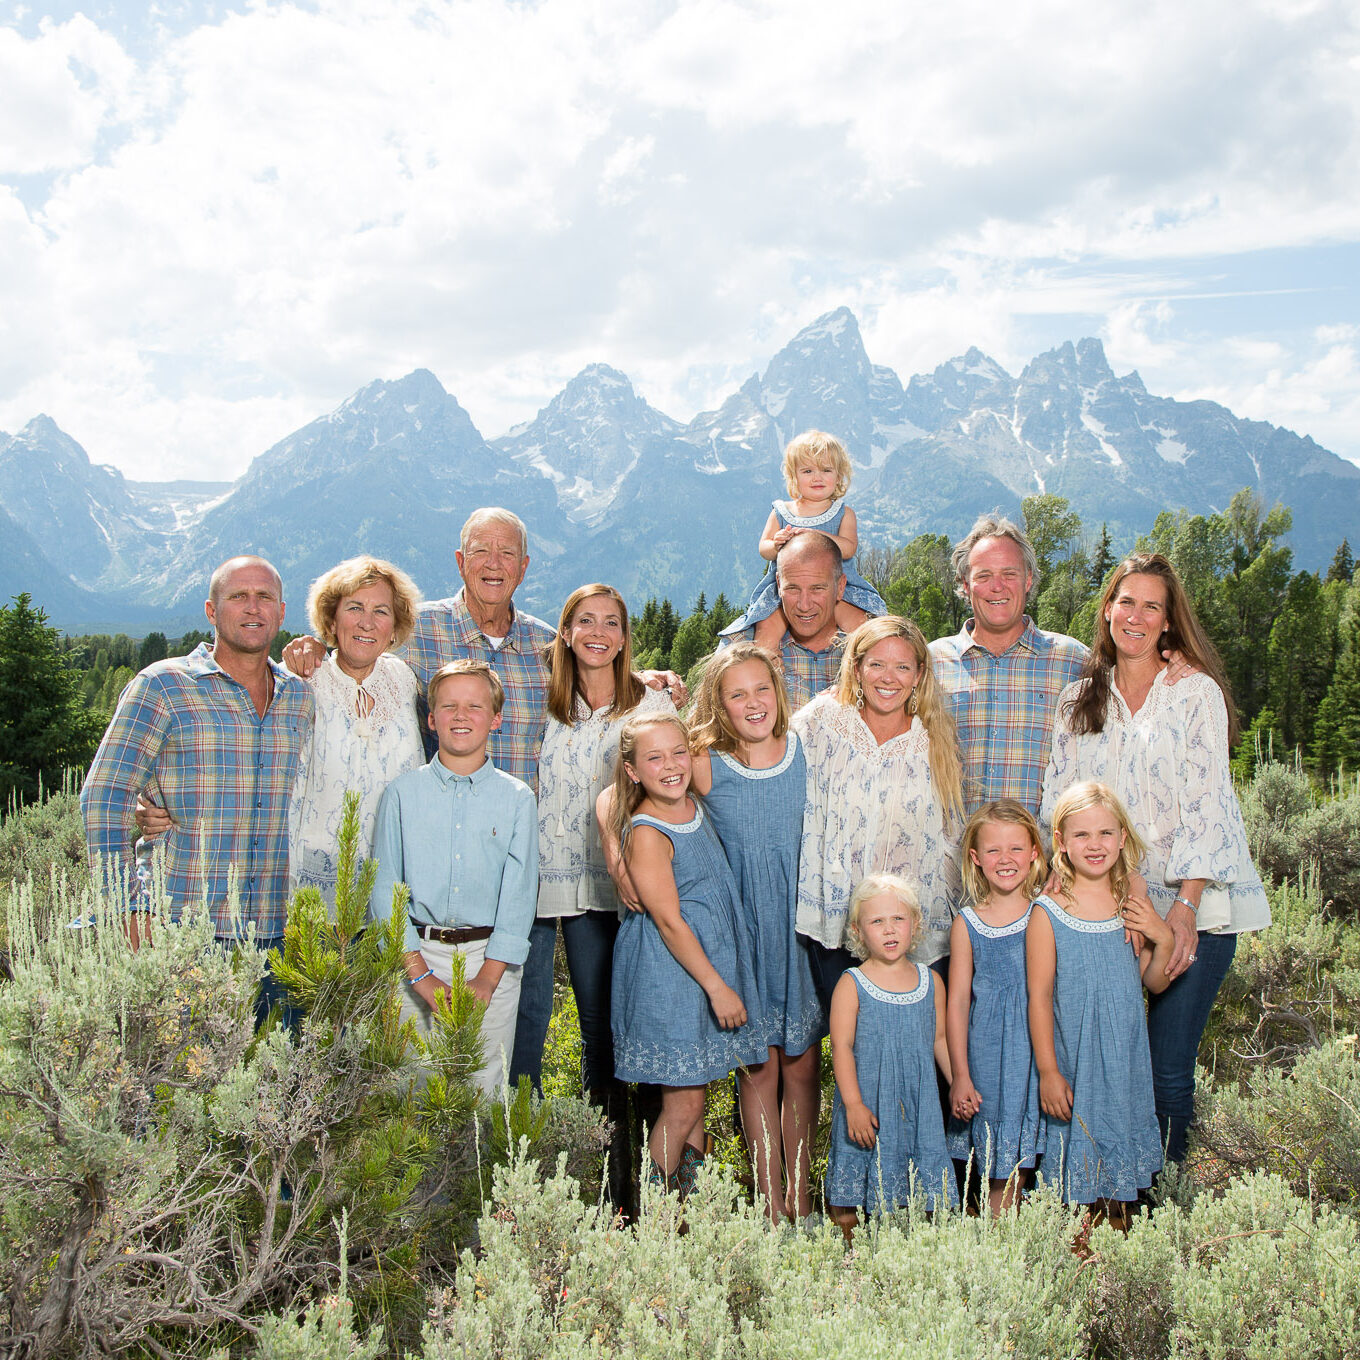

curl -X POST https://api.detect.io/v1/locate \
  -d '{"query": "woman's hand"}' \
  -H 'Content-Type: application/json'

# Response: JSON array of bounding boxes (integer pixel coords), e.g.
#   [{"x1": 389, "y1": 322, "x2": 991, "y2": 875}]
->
[
  {"x1": 1038, "y1": 1069, "x2": 1073, "y2": 1121},
  {"x1": 282, "y1": 635, "x2": 327, "y2": 678},
  {"x1": 134, "y1": 792, "x2": 176, "y2": 837},
  {"x1": 706, "y1": 981, "x2": 747, "y2": 1030},
  {"x1": 844, "y1": 1099, "x2": 879, "y2": 1149},
  {"x1": 950, "y1": 1077, "x2": 982, "y2": 1121},
  {"x1": 1163, "y1": 897, "x2": 1199, "y2": 981}
]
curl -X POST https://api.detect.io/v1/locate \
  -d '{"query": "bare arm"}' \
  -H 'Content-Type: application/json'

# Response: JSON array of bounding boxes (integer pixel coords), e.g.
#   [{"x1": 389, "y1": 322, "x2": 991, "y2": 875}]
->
[
  {"x1": 627, "y1": 826, "x2": 746, "y2": 1028},
  {"x1": 758, "y1": 508, "x2": 785, "y2": 561},
  {"x1": 829, "y1": 973, "x2": 877, "y2": 1148},
  {"x1": 946, "y1": 918, "x2": 980, "y2": 1118},
  {"x1": 595, "y1": 786, "x2": 641, "y2": 911},
  {"x1": 823, "y1": 505, "x2": 858, "y2": 561},
  {"x1": 932, "y1": 972, "x2": 952, "y2": 1084},
  {"x1": 1026, "y1": 908, "x2": 1072, "y2": 1121},
  {"x1": 1123, "y1": 895, "x2": 1176, "y2": 994},
  {"x1": 1162, "y1": 881, "x2": 1203, "y2": 981}
]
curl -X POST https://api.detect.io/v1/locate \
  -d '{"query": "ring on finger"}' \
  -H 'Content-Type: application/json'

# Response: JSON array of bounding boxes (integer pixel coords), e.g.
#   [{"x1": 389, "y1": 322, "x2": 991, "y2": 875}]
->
[{"x1": 1188, "y1": 953, "x2": 1197, "y2": 963}]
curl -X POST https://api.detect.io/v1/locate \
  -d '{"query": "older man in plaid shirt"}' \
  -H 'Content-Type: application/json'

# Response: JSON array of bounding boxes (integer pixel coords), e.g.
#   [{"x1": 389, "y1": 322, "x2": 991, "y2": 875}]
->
[{"x1": 81, "y1": 556, "x2": 314, "y2": 966}]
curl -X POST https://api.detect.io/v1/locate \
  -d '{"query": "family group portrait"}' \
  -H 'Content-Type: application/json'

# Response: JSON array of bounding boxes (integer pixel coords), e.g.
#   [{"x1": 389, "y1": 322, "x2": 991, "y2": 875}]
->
[{"x1": 3, "y1": 1, "x2": 1360, "y2": 1357}]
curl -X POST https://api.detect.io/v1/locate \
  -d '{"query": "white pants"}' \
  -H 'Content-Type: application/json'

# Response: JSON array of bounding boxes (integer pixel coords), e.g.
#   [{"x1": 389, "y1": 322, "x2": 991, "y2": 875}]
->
[{"x1": 399, "y1": 938, "x2": 521, "y2": 1096}]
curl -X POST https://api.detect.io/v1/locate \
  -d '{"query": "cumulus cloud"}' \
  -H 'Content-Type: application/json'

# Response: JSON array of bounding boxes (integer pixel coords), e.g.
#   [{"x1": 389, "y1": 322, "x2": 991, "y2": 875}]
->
[{"x1": 0, "y1": 0, "x2": 1357, "y2": 475}]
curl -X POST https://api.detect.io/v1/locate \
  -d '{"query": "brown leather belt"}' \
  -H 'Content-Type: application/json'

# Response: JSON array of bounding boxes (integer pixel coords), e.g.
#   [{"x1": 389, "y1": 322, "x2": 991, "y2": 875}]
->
[{"x1": 411, "y1": 920, "x2": 493, "y2": 945}]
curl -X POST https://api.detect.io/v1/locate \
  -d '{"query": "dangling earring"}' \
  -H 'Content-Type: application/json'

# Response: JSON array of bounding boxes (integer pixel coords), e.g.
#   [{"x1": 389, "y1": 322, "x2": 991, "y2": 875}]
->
[
  {"x1": 853, "y1": 683, "x2": 864, "y2": 710},
  {"x1": 908, "y1": 687, "x2": 918, "y2": 715}
]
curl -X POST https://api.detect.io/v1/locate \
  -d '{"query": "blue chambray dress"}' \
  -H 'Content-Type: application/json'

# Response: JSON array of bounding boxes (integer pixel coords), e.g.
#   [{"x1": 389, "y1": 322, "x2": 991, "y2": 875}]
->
[
  {"x1": 826, "y1": 966, "x2": 958, "y2": 1213},
  {"x1": 611, "y1": 805, "x2": 767, "y2": 1085},
  {"x1": 1034, "y1": 895, "x2": 1162, "y2": 1202},
  {"x1": 945, "y1": 906, "x2": 1043, "y2": 1178},
  {"x1": 703, "y1": 735, "x2": 825, "y2": 1058},
  {"x1": 745, "y1": 499, "x2": 887, "y2": 624}
]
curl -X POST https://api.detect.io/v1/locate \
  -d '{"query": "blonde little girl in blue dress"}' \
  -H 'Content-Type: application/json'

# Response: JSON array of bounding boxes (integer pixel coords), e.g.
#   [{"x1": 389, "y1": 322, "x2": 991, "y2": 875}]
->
[{"x1": 749, "y1": 430, "x2": 886, "y2": 652}]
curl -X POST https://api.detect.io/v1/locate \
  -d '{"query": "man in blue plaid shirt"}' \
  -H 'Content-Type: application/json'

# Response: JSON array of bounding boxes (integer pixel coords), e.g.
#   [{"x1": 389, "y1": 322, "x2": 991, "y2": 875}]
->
[{"x1": 81, "y1": 556, "x2": 314, "y2": 959}]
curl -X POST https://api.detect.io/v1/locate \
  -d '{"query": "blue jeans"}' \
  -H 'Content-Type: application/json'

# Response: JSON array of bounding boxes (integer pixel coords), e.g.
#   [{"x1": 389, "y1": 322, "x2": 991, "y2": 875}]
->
[
  {"x1": 252, "y1": 935, "x2": 303, "y2": 1033},
  {"x1": 1145, "y1": 930, "x2": 1237, "y2": 1163},
  {"x1": 803, "y1": 936, "x2": 859, "y2": 1019},
  {"x1": 508, "y1": 912, "x2": 620, "y2": 1096}
]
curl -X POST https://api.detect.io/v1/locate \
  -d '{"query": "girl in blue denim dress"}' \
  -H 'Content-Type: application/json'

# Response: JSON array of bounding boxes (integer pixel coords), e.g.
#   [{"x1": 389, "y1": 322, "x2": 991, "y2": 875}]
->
[{"x1": 606, "y1": 713, "x2": 765, "y2": 1195}]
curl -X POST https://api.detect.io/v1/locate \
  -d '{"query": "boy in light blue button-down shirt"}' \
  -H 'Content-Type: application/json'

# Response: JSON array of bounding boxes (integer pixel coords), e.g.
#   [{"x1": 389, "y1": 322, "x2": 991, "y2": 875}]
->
[{"x1": 369, "y1": 660, "x2": 537, "y2": 1094}]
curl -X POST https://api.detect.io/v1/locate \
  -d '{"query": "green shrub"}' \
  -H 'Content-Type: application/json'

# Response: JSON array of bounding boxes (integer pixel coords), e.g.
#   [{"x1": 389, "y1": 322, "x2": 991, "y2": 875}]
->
[{"x1": 0, "y1": 786, "x2": 89, "y2": 946}]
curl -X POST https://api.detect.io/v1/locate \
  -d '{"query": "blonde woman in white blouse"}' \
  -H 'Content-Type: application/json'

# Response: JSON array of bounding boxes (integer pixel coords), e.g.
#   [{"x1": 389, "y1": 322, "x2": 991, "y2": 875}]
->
[
  {"x1": 510, "y1": 585, "x2": 673, "y2": 1195},
  {"x1": 286, "y1": 557, "x2": 426, "y2": 907},
  {"x1": 793, "y1": 616, "x2": 965, "y2": 1012},
  {"x1": 1040, "y1": 552, "x2": 1269, "y2": 1162}
]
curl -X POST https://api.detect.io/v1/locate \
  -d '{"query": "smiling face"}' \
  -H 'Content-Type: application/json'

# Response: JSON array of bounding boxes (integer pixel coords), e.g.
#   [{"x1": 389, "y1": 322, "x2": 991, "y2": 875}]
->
[
  {"x1": 623, "y1": 722, "x2": 692, "y2": 804},
  {"x1": 1055, "y1": 803, "x2": 1126, "y2": 884},
  {"x1": 205, "y1": 560, "x2": 284, "y2": 659},
  {"x1": 854, "y1": 892, "x2": 915, "y2": 964},
  {"x1": 718, "y1": 657, "x2": 780, "y2": 746},
  {"x1": 776, "y1": 547, "x2": 845, "y2": 644},
  {"x1": 332, "y1": 579, "x2": 396, "y2": 679},
  {"x1": 965, "y1": 536, "x2": 1032, "y2": 647},
  {"x1": 969, "y1": 819, "x2": 1040, "y2": 899},
  {"x1": 855, "y1": 636, "x2": 922, "y2": 720},
  {"x1": 1105, "y1": 571, "x2": 1169, "y2": 665},
  {"x1": 428, "y1": 672, "x2": 503, "y2": 766},
  {"x1": 455, "y1": 520, "x2": 529, "y2": 619},
  {"x1": 794, "y1": 458, "x2": 836, "y2": 504},
  {"x1": 567, "y1": 593, "x2": 625, "y2": 674}
]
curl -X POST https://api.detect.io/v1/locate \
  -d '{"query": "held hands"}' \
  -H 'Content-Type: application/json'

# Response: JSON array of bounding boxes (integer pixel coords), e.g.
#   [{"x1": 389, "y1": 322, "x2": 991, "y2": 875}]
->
[
  {"x1": 706, "y1": 981, "x2": 748, "y2": 1030},
  {"x1": 1039, "y1": 1068, "x2": 1074, "y2": 1122},
  {"x1": 1162, "y1": 898, "x2": 1199, "y2": 981},
  {"x1": 844, "y1": 1099, "x2": 879, "y2": 1149},
  {"x1": 950, "y1": 1077, "x2": 983, "y2": 1122}
]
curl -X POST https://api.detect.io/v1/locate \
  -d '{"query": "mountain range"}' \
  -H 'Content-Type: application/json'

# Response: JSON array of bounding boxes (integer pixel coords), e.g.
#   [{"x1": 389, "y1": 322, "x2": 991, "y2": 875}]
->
[{"x1": 2, "y1": 307, "x2": 1355, "y2": 633}]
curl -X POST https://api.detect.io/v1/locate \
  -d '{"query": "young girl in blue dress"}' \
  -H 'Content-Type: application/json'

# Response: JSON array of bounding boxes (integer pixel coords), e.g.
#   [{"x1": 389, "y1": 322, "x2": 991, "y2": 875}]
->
[
  {"x1": 1027, "y1": 781, "x2": 1175, "y2": 1217},
  {"x1": 749, "y1": 430, "x2": 886, "y2": 652},
  {"x1": 606, "y1": 712, "x2": 765, "y2": 1194},
  {"x1": 826, "y1": 873, "x2": 958, "y2": 1229},
  {"x1": 946, "y1": 799, "x2": 1047, "y2": 1216},
  {"x1": 687, "y1": 642, "x2": 825, "y2": 1225}
]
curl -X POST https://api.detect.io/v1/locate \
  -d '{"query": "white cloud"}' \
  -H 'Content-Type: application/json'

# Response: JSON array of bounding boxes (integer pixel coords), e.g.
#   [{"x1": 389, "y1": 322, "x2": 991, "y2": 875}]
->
[{"x1": 0, "y1": 0, "x2": 1358, "y2": 475}]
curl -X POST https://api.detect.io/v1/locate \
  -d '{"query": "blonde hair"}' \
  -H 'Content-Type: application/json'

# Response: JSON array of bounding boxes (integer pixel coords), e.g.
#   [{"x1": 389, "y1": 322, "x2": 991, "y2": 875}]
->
[
  {"x1": 427, "y1": 660, "x2": 505, "y2": 715},
  {"x1": 306, "y1": 555, "x2": 421, "y2": 649},
  {"x1": 606, "y1": 713, "x2": 692, "y2": 855},
  {"x1": 781, "y1": 430, "x2": 852, "y2": 500},
  {"x1": 687, "y1": 643, "x2": 790, "y2": 754},
  {"x1": 961, "y1": 799, "x2": 1047, "y2": 905},
  {"x1": 846, "y1": 873, "x2": 922, "y2": 960},
  {"x1": 546, "y1": 583, "x2": 644, "y2": 724},
  {"x1": 1049, "y1": 781, "x2": 1144, "y2": 907},
  {"x1": 834, "y1": 616, "x2": 965, "y2": 823}
]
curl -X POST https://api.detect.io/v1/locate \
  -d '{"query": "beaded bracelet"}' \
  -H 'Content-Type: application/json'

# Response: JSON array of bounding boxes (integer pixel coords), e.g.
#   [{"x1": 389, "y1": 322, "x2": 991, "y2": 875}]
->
[
  {"x1": 410, "y1": 968, "x2": 434, "y2": 985},
  {"x1": 1174, "y1": 895, "x2": 1198, "y2": 915}
]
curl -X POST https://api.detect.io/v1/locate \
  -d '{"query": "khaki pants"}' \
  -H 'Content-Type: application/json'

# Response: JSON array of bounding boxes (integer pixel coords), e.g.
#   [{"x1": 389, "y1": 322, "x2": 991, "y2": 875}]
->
[{"x1": 399, "y1": 937, "x2": 521, "y2": 1096}]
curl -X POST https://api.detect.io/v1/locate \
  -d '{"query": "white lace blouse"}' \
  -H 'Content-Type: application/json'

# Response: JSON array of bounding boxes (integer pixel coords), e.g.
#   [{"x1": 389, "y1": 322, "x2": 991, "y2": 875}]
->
[
  {"x1": 536, "y1": 685, "x2": 676, "y2": 919},
  {"x1": 792, "y1": 693, "x2": 961, "y2": 964},
  {"x1": 287, "y1": 653, "x2": 426, "y2": 907},
  {"x1": 1040, "y1": 670, "x2": 1270, "y2": 934}
]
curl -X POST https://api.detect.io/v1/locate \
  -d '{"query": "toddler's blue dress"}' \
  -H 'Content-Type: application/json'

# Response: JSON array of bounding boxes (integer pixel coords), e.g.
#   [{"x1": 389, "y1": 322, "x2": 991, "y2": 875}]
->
[
  {"x1": 702, "y1": 735, "x2": 825, "y2": 1057},
  {"x1": 945, "y1": 906, "x2": 1043, "y2": 1178},
  {"x1": 611, "y1": 805, "x2": 766, "y2": 1085},
  {"x1": 1034, "y1": 895, "x2": 1162, "y2": 1202},
  {"x1": 745, "y1": 499, "x2": 887, "y2": 623},
  {"x1": 826, "y1": 966, "x2": 958, "y2": 1212}
]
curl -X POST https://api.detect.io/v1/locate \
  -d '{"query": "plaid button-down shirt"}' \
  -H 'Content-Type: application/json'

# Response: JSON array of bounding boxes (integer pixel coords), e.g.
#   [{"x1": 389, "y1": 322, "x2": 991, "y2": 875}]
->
[
  {"x1": 930, "y1": 618, "x2": 1088, "y2": 816},
  {"x1": 401, "y1": 592, "x2": 555, "y2": 793},
  {"x1": 80, "y1": 644, "x2": 314, "y2": 939},
  {"x1": 722, "y1": 625, "x2": 846, "y2": 711}
]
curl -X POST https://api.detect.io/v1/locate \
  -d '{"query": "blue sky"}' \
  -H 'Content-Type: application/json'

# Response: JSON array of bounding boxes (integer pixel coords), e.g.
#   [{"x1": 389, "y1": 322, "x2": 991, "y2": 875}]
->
[{"x1": 2, "y1": 0, "x2": 1358, "y2": 482}]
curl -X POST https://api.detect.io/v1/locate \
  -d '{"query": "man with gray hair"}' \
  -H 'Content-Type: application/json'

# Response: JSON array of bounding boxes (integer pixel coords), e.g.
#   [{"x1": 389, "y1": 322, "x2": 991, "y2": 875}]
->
[
  {"x1": 719, "y1": 531, "x2": 848, "y2": 708},
  {"x1": 928, "y1": 513, "x2": 1088, "y2": 816}
]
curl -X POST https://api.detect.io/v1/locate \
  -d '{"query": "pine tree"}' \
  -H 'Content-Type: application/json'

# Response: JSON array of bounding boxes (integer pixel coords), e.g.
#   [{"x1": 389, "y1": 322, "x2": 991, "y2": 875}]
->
[
  {"x1": 1089, "y1": 523, "x2": 1116, "y2": 589},
  {"x1": 1267, "y1": 572, "x2": 1331, "y2": 751},
  {"x1": 0, "y1": 593, "x2": 105, "y2": 804},
  {"x1": 1327, "y1": 538, "x2": 1355, "y2": 584},
  {"x1": 136, "y1": 631, "x2": 169, "y2": 669},
  {"x1": 1312, "y1": 609, "x2": 1360, "y2": 776}
]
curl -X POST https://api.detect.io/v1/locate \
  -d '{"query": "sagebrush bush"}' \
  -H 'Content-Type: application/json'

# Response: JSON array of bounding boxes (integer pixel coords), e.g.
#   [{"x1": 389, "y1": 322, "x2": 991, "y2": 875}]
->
[{"x1": 0, "y1": 786, "x2": 89, "y2": 947}]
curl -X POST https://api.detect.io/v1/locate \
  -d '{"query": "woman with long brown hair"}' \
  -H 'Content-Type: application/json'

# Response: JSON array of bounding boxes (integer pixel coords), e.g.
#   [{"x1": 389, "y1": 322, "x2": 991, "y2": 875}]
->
[{"x1": 1040, "y1": 553, "x2": 1270, "y2": 1163}]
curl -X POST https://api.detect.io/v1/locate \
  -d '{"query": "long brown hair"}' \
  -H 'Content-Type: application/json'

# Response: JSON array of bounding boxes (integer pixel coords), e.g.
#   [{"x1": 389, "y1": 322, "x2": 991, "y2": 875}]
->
[
  {"x1": 687, "y1": 643, "x2": 790, "y2": 754},
  {"x1": 1049, "y1": 781, "x2": 1145, "y2": 908},
  {"x1": 546, "y1": 584, "x2": 645, "y2": 724},
  {"x1": 606, "y1": 713, "x2": 691, "y2": 854},
  {"x1": 833, "y1": 615, "x2": 965, "y2": 823},
  {"x1": 1064, "y1": 553, "x2": 1238, "y2": 743}
]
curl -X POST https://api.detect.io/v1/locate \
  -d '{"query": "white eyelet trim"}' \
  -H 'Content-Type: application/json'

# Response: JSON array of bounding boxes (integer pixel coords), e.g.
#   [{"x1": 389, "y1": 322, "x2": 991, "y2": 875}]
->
[
  {"x1": 1039, "y1": 895, "x2": 1123, "y2": 933},
  {"x1": 851, "y1": 966, "x2": 929, "y2": 1004},
  {"x1": 715, "y1": 732, "x2": 799, "y2": 780},
  {"x1": 962, "y1": 905, "x2": 1032, "y2": 938},
  {"x1": 632, "y1": 804, "x2": 704, "y2": 835},
  {"x1": 775, "y1": 497, "x2": 844, "y2": 528}
]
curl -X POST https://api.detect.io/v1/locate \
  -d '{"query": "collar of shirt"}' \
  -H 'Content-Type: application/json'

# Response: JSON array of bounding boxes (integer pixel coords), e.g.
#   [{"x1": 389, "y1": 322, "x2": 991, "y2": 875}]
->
[
  {"x1": 426, "y1": 751, "x2": 499, "y2": 788},
  {"x1": 784, "y1": 628, "x2": 848, "y2": 659},
  {"x1": 955, "y1": 616, "x2": 1040, "y2": 659},
  {"x1": 448, "y1": 590, "x2": 531, "y2": 653},
  {"x1": 185, "y1": 641, "x2": 306, "y2": 695}
]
